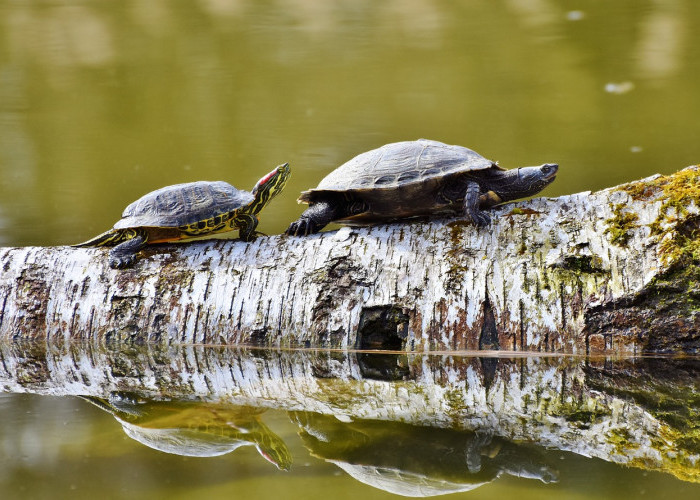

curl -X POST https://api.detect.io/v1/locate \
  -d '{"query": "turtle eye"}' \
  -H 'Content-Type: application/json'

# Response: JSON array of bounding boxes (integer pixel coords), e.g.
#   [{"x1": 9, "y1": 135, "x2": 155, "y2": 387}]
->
[{"x1": 541, "y1": 164, "x2": 558, "y2": 176}]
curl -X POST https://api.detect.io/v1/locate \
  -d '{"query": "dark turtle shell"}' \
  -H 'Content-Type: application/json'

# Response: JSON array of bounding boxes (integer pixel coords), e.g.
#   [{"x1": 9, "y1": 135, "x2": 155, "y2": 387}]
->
[
  {"x1": 113, "y1": 181, "x2": 254, "y2": 230},
  {"x1": 299, "y1": 139, "x2": 501, "y2": 202}
]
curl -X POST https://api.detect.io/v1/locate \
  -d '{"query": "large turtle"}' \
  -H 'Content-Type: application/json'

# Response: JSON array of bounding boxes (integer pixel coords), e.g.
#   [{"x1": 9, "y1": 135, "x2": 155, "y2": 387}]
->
[
  {"x1": 285, "y1": 139, "x2": 557, "y2": 236},
  {"x1": 76, "y1": 163, "x2": 290, "y2": 268}
]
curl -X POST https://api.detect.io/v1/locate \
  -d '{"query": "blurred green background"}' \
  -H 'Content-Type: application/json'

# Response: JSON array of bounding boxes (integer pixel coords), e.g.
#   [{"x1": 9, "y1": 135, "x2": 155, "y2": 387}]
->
[{"x1": 1, "y1": 0, "x2": 698, "y2": 246}]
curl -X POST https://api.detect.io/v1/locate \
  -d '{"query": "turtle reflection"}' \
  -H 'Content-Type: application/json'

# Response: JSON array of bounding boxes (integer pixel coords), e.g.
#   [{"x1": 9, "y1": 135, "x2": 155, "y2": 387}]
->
[
  {"x1": 291, "y1": 412, "x2": 557, "y2": 496},
  {"x1": 80, "y1": 393, "x2": 292, "y2": 470}
]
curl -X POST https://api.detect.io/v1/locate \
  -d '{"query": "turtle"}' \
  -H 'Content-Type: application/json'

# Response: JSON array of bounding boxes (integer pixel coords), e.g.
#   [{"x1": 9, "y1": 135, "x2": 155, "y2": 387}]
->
[
  {"x1": 285, "y1": 139, "x2": 557, "y2": 236},
  {"x1": 75, "y1": 163, "x2": 290, "y2": 268}
]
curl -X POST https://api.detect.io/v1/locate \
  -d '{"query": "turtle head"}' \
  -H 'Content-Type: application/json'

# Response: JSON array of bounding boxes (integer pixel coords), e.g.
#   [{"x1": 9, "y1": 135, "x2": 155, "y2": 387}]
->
[
  {"x1": 495, "y1": 163, "x2": 558, "y2": 201},
  {"x1": 250, "y1": 163, "x2": 291, "y2": 214}
]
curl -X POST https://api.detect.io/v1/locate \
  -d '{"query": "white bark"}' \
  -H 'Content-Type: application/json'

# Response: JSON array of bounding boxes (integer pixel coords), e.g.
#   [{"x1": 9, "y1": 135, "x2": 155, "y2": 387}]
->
[{"x1": 1, "y1": 167, "x2": 698, "y2": 353}]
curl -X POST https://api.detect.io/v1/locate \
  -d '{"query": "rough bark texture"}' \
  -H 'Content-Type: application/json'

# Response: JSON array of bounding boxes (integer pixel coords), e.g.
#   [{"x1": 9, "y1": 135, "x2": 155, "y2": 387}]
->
[
  {"x1": 0, "y1": 167, "x2": 699, "y2": 353},
  {"x1": 0, "y1": 342, "x2": 697, "y2": 483}
]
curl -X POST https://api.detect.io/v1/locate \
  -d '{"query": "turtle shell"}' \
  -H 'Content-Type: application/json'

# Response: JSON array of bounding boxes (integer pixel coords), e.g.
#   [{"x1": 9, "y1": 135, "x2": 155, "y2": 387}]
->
[
  {"x1": 113, "y1": 181, "x2": 253, "y2": 229},
  {"x1": 299, "y1": 139, "x2": 501, "y2": 202}
]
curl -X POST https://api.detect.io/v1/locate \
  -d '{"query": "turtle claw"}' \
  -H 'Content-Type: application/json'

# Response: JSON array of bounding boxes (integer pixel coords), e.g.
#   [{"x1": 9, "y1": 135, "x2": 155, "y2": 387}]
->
[
  {"x1": 465, "y1": 210, "x2": 491, "y2": 228},
  {"x1": 109, "y1": 253, "x2": 137, "y2": 269},
  {"x1": 473, "y1": 212, "x2": 491, "y2": 227},
  {"x1": 285, "y1": 222, "x2": 300, "y2": 236},
  {"x1": 286, "y1": 219, "x2": 314, "y2": 237},
  {"x1": 241, "y1": 230, "x2": 266, "y2": 242}
]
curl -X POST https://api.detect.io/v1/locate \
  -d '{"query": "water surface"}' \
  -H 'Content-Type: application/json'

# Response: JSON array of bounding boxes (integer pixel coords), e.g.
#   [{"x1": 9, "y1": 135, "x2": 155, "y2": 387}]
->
[{"x1": 1, "y1": 1, "x2": 699, "y2": 246}]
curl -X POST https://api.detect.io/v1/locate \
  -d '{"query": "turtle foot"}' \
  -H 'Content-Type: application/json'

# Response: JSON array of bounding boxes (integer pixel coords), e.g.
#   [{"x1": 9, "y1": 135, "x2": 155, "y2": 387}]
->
[
  {"x1": 467, "y1": 211, "x2": 491, "y2": 228},
  {"x1": 285, "y1": 219, "x2": 317, "y2": 237},
  {"x1": 108, "y1": 235, "x2": 146, "y2": 269},
  {"x1": 240, "y1": 231, "x2": 265, "y2": 242},
  {"x1": 109, "y1": 253, "x2": 137, "y2": 269}
]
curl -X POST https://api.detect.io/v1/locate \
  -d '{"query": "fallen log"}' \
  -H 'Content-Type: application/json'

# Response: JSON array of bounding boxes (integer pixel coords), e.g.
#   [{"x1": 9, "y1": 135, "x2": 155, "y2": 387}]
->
[{"x1": 0, "y1": 166, "x2": 699, "y2": 354}]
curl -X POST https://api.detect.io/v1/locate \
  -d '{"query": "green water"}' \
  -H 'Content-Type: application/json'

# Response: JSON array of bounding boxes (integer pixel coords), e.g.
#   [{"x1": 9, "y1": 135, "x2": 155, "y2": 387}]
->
[
  {"x1": 0, "y1": 392, "x2": 693, "y2": 500},
  {"x1": 1, "y1": 1, "x2": 699, "y2": 498},
  {"x1": 1, "y1": 1, "x2": 699, "y2": 246}
]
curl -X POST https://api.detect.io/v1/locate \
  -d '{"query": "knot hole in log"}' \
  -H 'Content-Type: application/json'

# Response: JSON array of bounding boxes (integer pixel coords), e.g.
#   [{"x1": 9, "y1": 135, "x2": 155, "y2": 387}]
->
[
  {"x1": 356, "y1": 305, "x2": 409, "y2": 350},
  {"x1": 355, "y1": 305, "x2": 411, "y2": 381},
  {"x1": 479, "y1": 292, "x2": 500, "y2": 350}
]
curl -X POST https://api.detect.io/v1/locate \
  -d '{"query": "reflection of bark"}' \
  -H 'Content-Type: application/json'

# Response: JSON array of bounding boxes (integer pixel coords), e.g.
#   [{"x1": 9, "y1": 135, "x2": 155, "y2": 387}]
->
[
  {"x1": 1, "y1": 168, "x2": 700, "y2": 353},
  {"x1": 0, "y1": 342, "x2": 697, "y2": 482}
]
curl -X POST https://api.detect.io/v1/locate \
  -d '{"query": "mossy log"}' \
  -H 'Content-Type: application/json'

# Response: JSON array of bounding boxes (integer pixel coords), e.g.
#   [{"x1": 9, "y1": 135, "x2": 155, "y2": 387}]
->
[{"x1": 1, "y1": 167, "x2": 699, "y2": 354}]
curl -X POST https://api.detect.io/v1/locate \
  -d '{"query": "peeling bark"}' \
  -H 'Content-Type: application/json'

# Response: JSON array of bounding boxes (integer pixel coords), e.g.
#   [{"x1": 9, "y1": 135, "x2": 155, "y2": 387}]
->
[{"x1": 1, "y1": 167, "x2": 699, "y2": 353}]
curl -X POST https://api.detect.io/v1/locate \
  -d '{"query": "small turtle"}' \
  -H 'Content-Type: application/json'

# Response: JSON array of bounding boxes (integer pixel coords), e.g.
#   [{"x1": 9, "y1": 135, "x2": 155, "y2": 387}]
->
[
  {"x1": 76, "y1": 163, "x2": 290, "y2": 268},
  {"x1": 286, "y1": 140, "x2": 557, "y2": 236}
]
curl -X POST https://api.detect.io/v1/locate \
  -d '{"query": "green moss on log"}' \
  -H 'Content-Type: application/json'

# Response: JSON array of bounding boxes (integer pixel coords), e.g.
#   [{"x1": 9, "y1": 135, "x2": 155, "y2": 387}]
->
[
  {"x1": 604, "y1": 203, "x2": 639, "y2": 246},
  {"x1": 621, "y1": 166, "x2": 700, "y2": 265}
]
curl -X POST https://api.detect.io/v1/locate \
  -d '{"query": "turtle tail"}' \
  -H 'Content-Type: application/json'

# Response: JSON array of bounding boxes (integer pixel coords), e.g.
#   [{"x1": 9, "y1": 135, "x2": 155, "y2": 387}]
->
[{"x1": 73, "y1": 229, "x2": 127, "y2": 248}]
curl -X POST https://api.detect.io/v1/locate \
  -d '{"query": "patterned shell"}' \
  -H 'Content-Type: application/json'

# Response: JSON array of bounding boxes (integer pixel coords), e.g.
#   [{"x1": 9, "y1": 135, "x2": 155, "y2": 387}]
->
[
  {"x1": 299, "y1": 139, "x2": 500, "y2": 201},
  {"x1": 113, "y1": 181, "x2": 254, "y2": 229}
]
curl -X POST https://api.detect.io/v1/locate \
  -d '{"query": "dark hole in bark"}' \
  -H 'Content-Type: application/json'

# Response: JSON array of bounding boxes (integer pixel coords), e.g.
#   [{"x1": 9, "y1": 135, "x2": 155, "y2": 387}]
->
[
  {"x1": 356, "y1": 305, "x2": 409, "y2": 350},
  {"x1": 479, "y1": 294, "x2": 500, "y2": 350},
  {"x1": 355, "y1": 306, "x2": 410, "y2": 381},
  {"x1": 249, "y1": 328, "x2": 268, "y2": 345},
  {"x1": 562, "y1": 255, "x2": 601, "y2": 273}
]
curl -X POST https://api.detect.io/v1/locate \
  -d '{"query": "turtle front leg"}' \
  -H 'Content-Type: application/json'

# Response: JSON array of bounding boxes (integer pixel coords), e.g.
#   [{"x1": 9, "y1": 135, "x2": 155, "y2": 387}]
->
[
  {"x1": 286, "y1": 201, "x2": 339, "y2": 236},
  {"x1": 109, "y1": 233, "x2": 148, "y2": 269},
  {"x1": 237, "y1": 214, "x2": 260, "y2": 242},
  {"x1": 463, "y1": 181, "x2": 491, "y2": 227}
]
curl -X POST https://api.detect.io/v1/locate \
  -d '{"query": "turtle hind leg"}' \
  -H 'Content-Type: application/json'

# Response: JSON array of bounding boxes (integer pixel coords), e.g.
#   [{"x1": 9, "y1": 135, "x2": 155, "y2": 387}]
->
[
  {"x1": 285, "y1": 200, "x2": 340, "y2": 236},
  {"x1": 463, "y1": 181, "x2": 491, "y2": 227},
  {"x1": 109, "y1": 233, "x2": 148, "y2": 269}
]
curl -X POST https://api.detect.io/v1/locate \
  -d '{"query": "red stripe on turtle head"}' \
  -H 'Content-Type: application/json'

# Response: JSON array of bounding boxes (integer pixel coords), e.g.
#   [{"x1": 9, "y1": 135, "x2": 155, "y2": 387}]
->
[
  {"x1": 252, "y1": 163, "x2": 290, "y2": 197},
  {"x1": 258, "y1": 170, "x2": 277, "y2": 186},
  {"x1": 257, "y1": 163, "x2": 290, "y2": 186}
]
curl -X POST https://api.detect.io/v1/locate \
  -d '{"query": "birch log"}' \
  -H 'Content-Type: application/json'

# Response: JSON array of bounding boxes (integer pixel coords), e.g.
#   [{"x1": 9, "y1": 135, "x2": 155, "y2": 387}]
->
[{"x1": 1, "y1": 166, "x2": 699, "y2": 354}]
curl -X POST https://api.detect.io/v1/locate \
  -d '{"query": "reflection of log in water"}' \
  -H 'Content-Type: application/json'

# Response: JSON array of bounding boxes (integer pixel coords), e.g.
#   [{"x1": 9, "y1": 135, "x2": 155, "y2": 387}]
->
[
  {"x1": 0, "y1": 342, "x2": 697, "y2": 483},
  {"x1": 1, "y1": 168, "x2": 700, "y2": 353}
]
